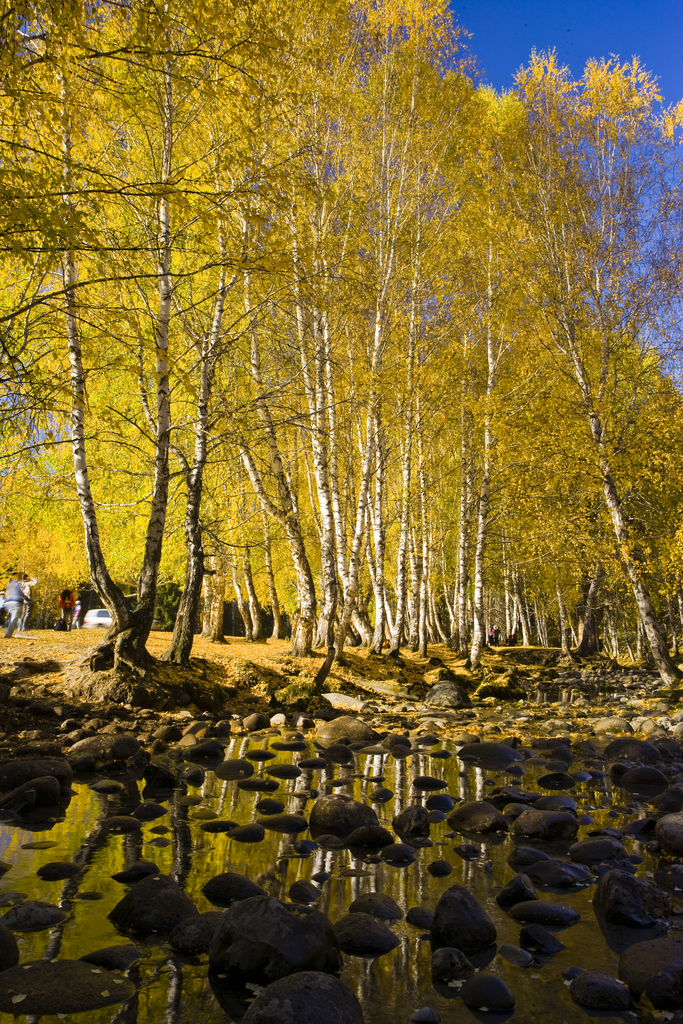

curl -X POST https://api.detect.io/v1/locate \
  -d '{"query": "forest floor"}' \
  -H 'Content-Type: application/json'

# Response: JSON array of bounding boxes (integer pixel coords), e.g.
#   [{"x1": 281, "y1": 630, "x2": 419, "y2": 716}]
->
[{"x1": 0, "y1": 628, "x2": 677, "y2": 743}]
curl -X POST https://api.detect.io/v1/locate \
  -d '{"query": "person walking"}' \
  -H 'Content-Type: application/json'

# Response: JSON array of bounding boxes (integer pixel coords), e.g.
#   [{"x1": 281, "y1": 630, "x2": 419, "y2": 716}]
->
[
  {"x1": 18, "y1": 574, "x2": 38, "y2": 631},
  {"x1": 59, "y1": 588, "x2": 76, "y2": 631},
  {"x1": 3, "y1": 577, "x2": 26, "y2": 638},
  {"x1": 493, "y1": 624, "x2": 501, "y2": 647}
]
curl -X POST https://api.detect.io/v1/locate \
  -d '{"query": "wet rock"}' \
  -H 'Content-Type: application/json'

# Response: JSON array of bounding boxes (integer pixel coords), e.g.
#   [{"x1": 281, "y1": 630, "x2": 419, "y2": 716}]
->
[
  {"x1": 0, "y1": 775, "x2": 61, "y2": 811},
  {"x1": 619, "y1": 935, "x2": 683, "y2": 1008},
  {"x1": 258, "y1": 813, "x2": 307, "y2": 834},
  {"x1": 79, "y1": 945, "x2": 142, "y2": 971},
  {"x1": 407, "y1": 906, "x2": 434, "y2": 929},
  {"x1": 426, "y1": 794, "x2": 454, "y2": 812},
  {"x1": 215, "y1": 758, "x2": 255, "y2": 781},
  {"x1": 36, "y1": 861, "x2": 81, "y2": 881},
  {"x1": 209, "y1": 895, "x2": 342, "y2": 981},
  {"x1": 447, "y1": 800, "x2": 508, "y2": 834},
  {"x1": 655, "y1": 862, "x2": 683, "y2": 893},
  {"x1": 537, "y1": 772, "x2": 575, "y2": 790},
  {"x1": 244, "y1": 714, "x2": 270, "y2": 731},
  {"x1": 594, "y1": 717, "x2": 632, "y2": 734},
  {"x1": 459, "y1": 974, "x2": 515, "y2": 1011},
  {"x1": 457, "y1": 742, "x2": 522, "y2": 770},
  {"x1": 655, "y1": 785, "x2": 683, "y2": 814},
  {"x1": 619, "y1": 766, "x2": 667, "y2": 789},
  {"x1": 347, "y1": 825, "x2": 394, "y2": 848},
  {"x1": 0, "y1": 960, "x2": 136, "y2": 1015},
  {"x1": 508, "y1": 900, "x2": 580, "y2": 925},
  {"x1": 424, "y1": 682, "x2": 471, "y2": 710},
  {"x1": 111, "y1": 861, "x2": 159, "y2": 884},
  {"x1": 241, "y1": 971, "x2": 364, "y2": 1024},
  {"x1": 310, "y1": 794, "x2": 378, "y2": 837},
  {"x1": 510, "y1": 809, "x2": 578, "y2": 840},
  {"x1": 101, "y1": 815, "x2": 143, "y2": 834},
  {"x1": 382, "y1": 843, "x2": 418, "y2": 866},
  {"x1": 393, "y1": 804, "x2": 430, "y2": 838},
  {"x1": 534, "y1": 795, "x2": 577, "y2": 812},
  {"x1": 413, "y1": 776, "x2": 448, "y2": 791},
  {"x1": 569, "y1": 836, "x2": 632, "y2": 868},
  {"x1": 411, "y1": 1009, "x2": 440, "y2": 1024},
  {"x1": 431, "y1": 946, "x2": 473, "y2": 981},
  {"x1": 143, "y1": 762, "x2": 178, "y2": 789},
  {"x1": 496, "y1": 873, "x2": 537, "y2": 907},
  {"x1": 170, "y1": 911, "x2": 224, "y2": 957},
  {"x1": 0, "y1": 921, "x2": 19, "y2": 971},
  {"x1": 657, "y1": 813, "x2": 683, "y2": 855},
  {"x1": 431, "y1": 884, "x2": 496, "y2": 952},
  {"x1": 1, "y1": 899, "x2": 68, "y2": 931},
  {"x1": 525, "y1": 860, "x2": 592, "y2": 887},
  {"x1": 498, "y1": 943, "x2": 534, "y2": 967},
  {"x1": 314, "y1": 717, "x2": 378, "y2": 748},
  {"x1": 604, "y1": 736, "x2": 659, "y2": 764},
  {"x1": 229, "y1": 823, "x2": 266, "y2": 843},
  {"x1": 570, "y1": 970, "x2": 631, "y2": 1010},
  {"x1": 453, "y1": 844, "x2": 481, "y2": 861},
  {"x1": 0, "y1": 757, "x2": 72, "y2": 790},
  {"x1": 349, "y1": 892, "x2": 402, "y2": 920},
  {"x1": 428, "y1": 860, "x2": 453, "y2": 877},
  {"x1": 109, "y1": 873, "x2": 198, "y2": 935},
  {"x1": 202, "y1": 872, "x2": 266, "y2": 908},
  {"x1": 334, "y1": 912, "x2": 399, "y2": 956},
  {"x1": 69, "y1": 733, "x2": 139, "y2": 759},
  {"x1": 519, "y1": 923, "x2": 566, "y2": 953},
  {"x1": 289, "y1": 880, "x2": 322, "y2": 904},
  {"x1": 132, "y1": 801, "x2": 167, "y2": 821},
  {"x1": 593, "y1": 868, "x2": 672, "y2": 926},
  {"x1": 507, "y1": 847, "x2": 550, "y2": 869}
]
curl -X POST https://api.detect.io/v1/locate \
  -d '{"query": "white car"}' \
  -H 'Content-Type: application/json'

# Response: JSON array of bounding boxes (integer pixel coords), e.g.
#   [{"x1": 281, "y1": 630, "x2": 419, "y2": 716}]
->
[{"x1": 82, "y1": 609, "x2": 162, "y2": 630}]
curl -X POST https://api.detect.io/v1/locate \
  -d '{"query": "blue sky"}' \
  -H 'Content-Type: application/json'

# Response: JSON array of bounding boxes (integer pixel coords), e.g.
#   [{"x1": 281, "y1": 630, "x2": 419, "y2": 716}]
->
[{"x1": 451, "y1": 0, "x2": 683, "y2": 105}]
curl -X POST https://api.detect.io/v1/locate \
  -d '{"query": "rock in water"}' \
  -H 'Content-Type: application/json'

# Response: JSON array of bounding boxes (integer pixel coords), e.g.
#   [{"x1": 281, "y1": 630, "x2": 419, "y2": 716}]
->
[
  {"x1": 393, "y1": 804, "x2": 430, "y2": 837},
  {"x1": 458, "y1": 974, "x2": 515, "y2": 1011},
  {"x1": 570, "y1": 970, "x2": 631, "y2": 1010},
  {"x1": 457, "y1": 743, "x2": 522, "y2": 770},
  {"x1": 0, "y1": 921, "x2": 19, "y2": 971},
  {"x1": 431, "y1": 947, "x2": 473, "y2": 981},
  {"x1": 508, "y1": 901, "x2": 579, "y2": 926},
  {"x1": 1, "y1": 900, "x2": 68, "y2": 931},
  {"x1": 209, "y1": 895, "x2": 342, "y2": 982},
  {"x1": 79, "y1": 946, "x2": 142, "y2": 972},
  {"x1": 310, "y1": 794, "x2": 378, "y2": 836},
  {"x1": 431, "y1": 884, "x2": 496, "y2": 952},
  {"x1": 510, "y1": 809, "x2": 578, "y2": 840},
  {"x1": 109, "y1": 874, "x2": 198, "y2": 936},
  {"x1": 424, "y1": 681, "x2": 471, "y2": 710},
  {"x1": 593, "y1": 868, "x2": 672, "y2": 926},
  {"x1": 170, "y1": 912, "x2": 224, "y2": 957},
  {"x1": 448, "y1": 800, "x2": 509, "y2": 834},
  {"x1": 656, "y1": 813, "x2": 683, "y2": 855},
  {"x1": 348, "y1": 892, "x2": 402, "y2": 921},
  {"x1": 0, "y1": 960, "x2": 135, "y2": 1015},
  {"x1": 619, "y1": 936, "x2": 683, "y2": 1008},
  {"x1": 334, "y1": 913, "x2": 399, "y2": 956},
  {"x1": 314, "y1": 717, "x2": 378, "y2": 748},
  {"x1": 241, "y1": 971, "x2": 364, "y2": 1024},
  {"x1": 496, "y1": 874, "x2": 537, "y2": 908}
]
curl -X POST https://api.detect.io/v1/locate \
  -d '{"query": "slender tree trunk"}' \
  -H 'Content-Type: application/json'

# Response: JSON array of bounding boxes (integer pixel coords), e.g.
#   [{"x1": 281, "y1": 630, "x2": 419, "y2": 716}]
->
[
  {"x1": 457, "y1": 400, "x2": 475, "y2": 654},
  {"x1": 575, "y1": 563, "x2": 603, "y2": 656},
  {"x1": 556, "y1": 584, "x2": 572, "y2": 657},
  {"x1": 417, "y1": 405, "x2": 429, "y2": 658},
  {"x1": 667, "y1": 593, "x2": 679, "y2": 657},
  {"x1": 262, "y1": 513, "x2": 282, "y2": 640},
  {"x1": 201, "y1": 571, "x2": 213, "y2": 638},
  {"x1": 370, "y1": 420, "x2": 387, "y2": 653},
  {"x1": 232, "y1": 566, "x2": 252, "y2": 639},
  {"x1": 513, "y1": 571, "x2": 530, "y2": 645},
  {"x1": 208, "y1": 556, "x2": 226, "y2": 643},
  {"x1": 408, "y1": 529, "x2": 421, "y2": 652},
  {"x1": 243, "y1": 548, "x2": 264, "y2": 641}
]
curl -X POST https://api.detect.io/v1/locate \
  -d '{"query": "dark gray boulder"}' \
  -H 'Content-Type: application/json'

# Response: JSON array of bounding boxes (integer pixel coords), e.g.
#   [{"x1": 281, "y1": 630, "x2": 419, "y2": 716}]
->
[
  {"x1": 310, "y1": 794, "x2": 378, "y2": 837},
  {"x1": 431, "y1": 946, "x2": 473, "y2": 981},
  {"x1": 447, "y1": 800, "x2": 508, "y2": 834},
  {"x1": 0, "y1": 960, "x2": 136, "y2": 1015},
  {"x1": 510, "y1": 809, "x2": 578, "y2": 840},
  {"x1": 593, "y1": 868, "x2": 673, "y2": 927},
  {"x1": 570, "y1": 970, "x2": 631, "y2": 1010},
  {"x1": 656, "y1": 813, "x2": 683, "y2": 856},
  {"x1": 0, "y1": 921, "x2": 18, "y2": 971},
  {"x1": 288, "y1": 880, "x2": 322, "y2": 904},
  {"x1": 525, "y1": 860, "x2": 592, "y2": 887},
  {"x1": 569, "y1": 837, "x2": 632, "y2": 868},
  {"x1": 431, "y1": 884, "x2": 496, "y2": 952},
  {"x1": 202, "y1": 872, "x2": 266, "y2": 908},
  {"x1": 424, "y1": 682, "x2": 471, "y2": 710},
  {"x1": 604, "y1": 737, "x2": 659, "y2": 764},
  {"x1": 348, "y1": 892, "x2": 402, "y2": 921},
  {"x1": 334, "y1": 913, "x2": 399, "y2": 956},
  {"x1": 68, "y1": 733, "x2": 139, "y2": 760},
  {"x1": 208, "y1": 896, "x2": 342, "y2": 982},
  {"x1": 508, "y1": 901, "x2": 579, "y2": 926},
  {"x1": 170, "y1": 912, "x2": 224, "y2": 957},
  {"x1": 495, "y1": 873, "x2": 537, "y2": 908},
  {"x1": 79, "y1": 945, "x2": 142, "y2": 972},
  {"x1": 109, "y1": 873, "x2": 198, "y2": 936},
  {"x1": 519, "y1": 923, "x2": 566, "y2": 954},
  {"x1": 459, "y1": 975, "x2": 515, "y2": 1011},
  {"x1": 241, "y1": 971, "x2": 364, "y2": 1024},
  {"x1": 393, "y1": 804, "x2": 430, "y2": 838},
  {"x1": 0, "y1": 775, "x2": 61, "y2": 811},
  {"x1": 0, "y1": 757, "x2": 72, "y2": 790},
  {"x1": 314, "y1": 717, "x2": 378, "y2": 748},
  {"x1": 1, "y1": 900, "x2": 68, "y2": 931},
  {"x1": 457, "y1": 743, "x2": 522, "y2": 770},
  {"x1": 347, "y1": 826, "x2": 394, "y2": 848},
  {"x1": 619, "y1": 936, "x2": 683, "y2": 1008}
]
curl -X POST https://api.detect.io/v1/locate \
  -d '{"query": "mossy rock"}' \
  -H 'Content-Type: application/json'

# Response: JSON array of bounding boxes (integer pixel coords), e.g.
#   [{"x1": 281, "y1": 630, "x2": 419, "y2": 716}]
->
[
  {"x1": 474, "y1": 677, "x2": 526, "y2": 701},
  {"x1": 424, "y1": 667, "x2": 457, "y2": 685},
  {"x1": 275, "y1": 677, "x2": 322, "y2": 705}
]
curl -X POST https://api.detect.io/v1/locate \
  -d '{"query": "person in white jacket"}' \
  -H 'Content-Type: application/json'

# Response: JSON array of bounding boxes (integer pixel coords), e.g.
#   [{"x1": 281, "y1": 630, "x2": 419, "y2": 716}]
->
[{"x1": 18, "y1": 574, "x2": 38, "y2": 632}]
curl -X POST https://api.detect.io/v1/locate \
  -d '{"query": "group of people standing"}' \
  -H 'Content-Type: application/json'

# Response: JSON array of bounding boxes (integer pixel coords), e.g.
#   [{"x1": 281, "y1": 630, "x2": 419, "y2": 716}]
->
[{"x1": 1, "y1": 576, "x2": 79, "y2": 638}]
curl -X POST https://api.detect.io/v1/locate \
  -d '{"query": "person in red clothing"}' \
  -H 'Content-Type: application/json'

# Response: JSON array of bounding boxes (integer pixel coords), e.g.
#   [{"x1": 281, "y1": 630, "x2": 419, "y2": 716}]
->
[{"x1": 59, "y1": 589, "x2": 76, "y2": 630}]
